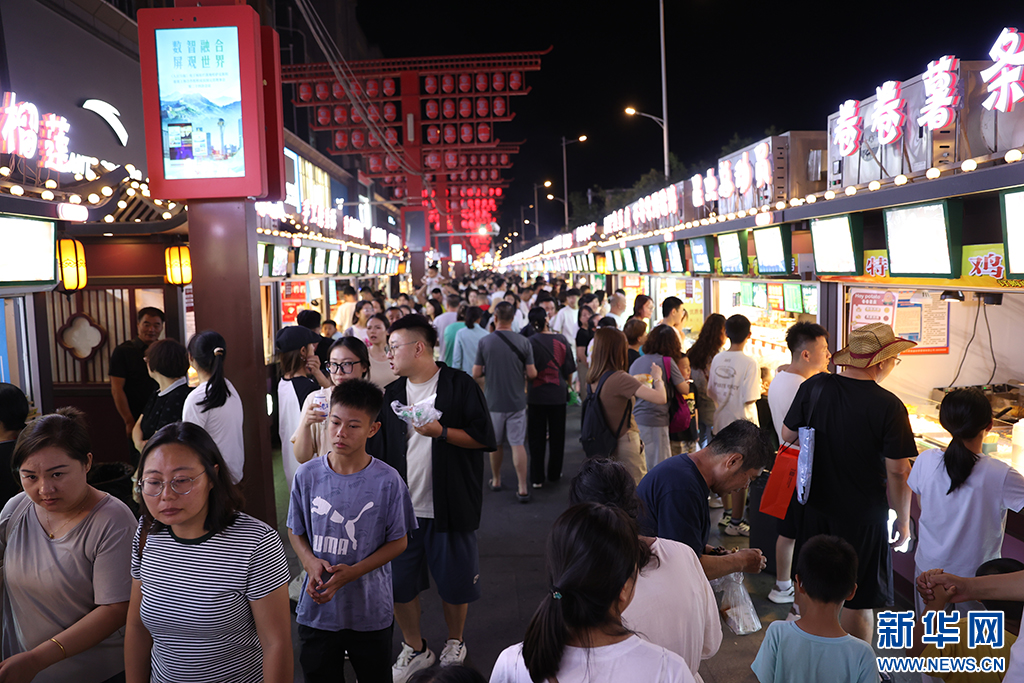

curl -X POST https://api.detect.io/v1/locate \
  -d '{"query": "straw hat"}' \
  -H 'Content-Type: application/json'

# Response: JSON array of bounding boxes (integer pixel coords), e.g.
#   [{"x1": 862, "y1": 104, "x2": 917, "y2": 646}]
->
[{"x1": 832, "y1": 322, "x2": 917, "y2": 368}]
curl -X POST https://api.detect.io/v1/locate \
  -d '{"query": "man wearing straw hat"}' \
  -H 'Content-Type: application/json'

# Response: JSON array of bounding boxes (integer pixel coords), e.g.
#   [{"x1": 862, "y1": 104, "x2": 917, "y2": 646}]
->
[{"x1": 780, "y1": 322, "x2": 917, "y2": 646}]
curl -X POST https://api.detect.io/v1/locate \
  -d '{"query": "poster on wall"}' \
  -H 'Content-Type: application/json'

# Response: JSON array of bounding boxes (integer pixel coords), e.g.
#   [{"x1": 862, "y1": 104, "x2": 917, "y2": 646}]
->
[
  {"x1": 850, "y1": 288, "x2": 949, "y2": 355},
  {"x1": 849, "y1": 289, "x2": 897, "y2": 330}
]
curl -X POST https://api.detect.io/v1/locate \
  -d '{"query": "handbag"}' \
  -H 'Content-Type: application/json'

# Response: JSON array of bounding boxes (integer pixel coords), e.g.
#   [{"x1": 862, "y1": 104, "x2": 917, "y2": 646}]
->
[
  {"x1": 795, "y1": 375, "x2": 828, "y2": 505},
  {"x1": 759, "y1": 443, "x2": 800, "y2": 519},
  {"x1": 662, "y1": 357, "x2": 691, "y2": 436}
]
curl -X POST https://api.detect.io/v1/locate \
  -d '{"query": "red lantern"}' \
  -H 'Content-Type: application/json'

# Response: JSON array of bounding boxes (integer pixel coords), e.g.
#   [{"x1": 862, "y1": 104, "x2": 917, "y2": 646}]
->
[
  {"x1": 351, "y1": 130, "x2": 365, "y2": 148},
  {"x1": 383, "y1": 176, "x2": 393, "y2": 184},
  {"x1": 477, "y1": 123, "x2": 491, "y2": 142},
  {"x1": 443, "y1": 125, "x2": 457, "y2": 144},
  {"x1": 476, "y1": 98, "x2": 489, "y2": 117},
  {"x1": 334, "y1": 106, "x2": 347, "y2": 124},
  {"x1": 493, "y1": 97, "x2": 507, "y2": 117},
  {"x1": 394, "y1": 186, "x2": 404, "y2": 199},
  {"x1": 425, "y1": 152, "x2": 441, "y2": 169},
  {"x1": 460, "y1": 124, "x2": 474, "y2": 143},
  {"x1": 386, "y1": 155, "x2": 399, "y2": 172},
  {"x1": 495, "y1": 187, "x2": 503, "y2": 197},
  {"x1": 509, "y1": 72, "x2": 522, "y2": 90},
  {"x1": 492, "y1": 73, "x2": 505, "y2": 91},
  {"x1": 470, "y1": 169, "x2": 479, "y2": 181},
  {"x1": 351, "y1": 107, "x2": 363, "y2": 124},
  {"x1": 459, "y1": 154, "x2": 467, "y2": 166},
  {"x1": 489, "y1": 154, "x2": 498, "y2": 165},
  {"x1": 425, "y1": 100, "x2": 439, "y2": 119},
  {"x1": 316, "y1": 82, "x2": 330, "y2": 100},
  {"x1": 459, "y1": 99, "x2": 472, "y2": 118},
  {"x1": 369, "y1": 155, "x2": 382, "y2": 173},
  {"x1": 366, "y1": 79, "x2": 379, "y2": 97},
  {"x1": 442, "y1": 74, "x2": 455, "y2": 93},
  {"x1": 476, "y1": 73, "x2": 489, "y2": 91},
  {"x1": 384, "y1": 128, "x2": 399, "y2": 146},
  {"x1": 460, "y1": 171, "x2": 468, "y2": 181},
  {"x1": 490, "y1": 169, "x2": 499, "y2": 180},
  {"x1": 383, "y1": 102, "x2": 397, "y2": 122},
  {"x1": 424, "y1": 75, "x2": 438, "y2": 94},
  {"x1": 332, "y1": 82, "x2": 344, "y2": 100},
  {"x1": 442, "y1": 99, "x2": 456, "y2": 119},
  {"x1": 316, "y1": 106, "x2": 331, "y2": 126},
  {"x1": 469, "y1": 154, "x2": 478, "y2": 165},
  {"x1": 299, "y1": 83, "x2": 313, "y2": 101},
  {"x1": 334, "y1": 131, "x2": 348, "y2": 148},
  {"x1": 427, "y1": 126, "x2": 440, "y2": 144},
  {"x1": 445, "y1": 151, "x2": 458, "y2": 169},
  {"x1": 349, "y1": 80, "x2": 362, "y2": 97},
  {"x1": 500, "y1": 153, "x2": 509, "y2": 165},
  {"x1": 367, "y1": 105, "x2": 380, "y2": 122},
  {"x1": 458, "y1": 74, "x2": 472, "y2": 92},
  {"x1": 368, "y1": 131, "x2": 380, "y2": 147}
]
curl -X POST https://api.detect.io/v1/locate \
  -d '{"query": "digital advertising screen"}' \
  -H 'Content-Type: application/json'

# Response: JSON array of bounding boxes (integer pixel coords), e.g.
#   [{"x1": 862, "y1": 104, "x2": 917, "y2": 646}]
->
[
  {"x1": 622, "y1": 248, "x2": 636, "y2": 272},
  {"x1": 802, "y1": 285, "x2": 819, "y2": 315},
  {"x1": 718, "y1": 232, "x2": 746, "y2": 274},
  {"x1": 751, "y1": 282, "x2": 768, "y2": 309},
  {"x1": 688, "y1": 238, "x2": 712, "y2": 273},
  {"x1": 633, "y1": 246, "x2": 648, "y2": 273},
  {"x1": 884, "y1": 201, "x2": 960, "y2": 278},
  {"x1": 312, "y1": 248, "x2": 327, "y2": 275},
  {"x1": 327, "y1": 249, "x2": 340, "y2": 275},
  {"x1": 1002, "y1": 189, "x2": 1024, "y2": 277},
  {"x1": 0, "y1": 217, "x2": 56, "y2": 285},
  {"x1": 270, "y1": 245, "x2": 288, "y2": 277},
  {"x1": 810, "y1": 215, "x2": 861, "y2": 275},
  {"x1": 295, "y1": 246, "x2": 311, "y2": 275},
  {"x1": 340, "y1": 250, "x2": 352, "y2": 275},
  {"x1": 648, "y1": 244, "x2": 666, "y2": 273},
  {"x1": 753, "y1": 226, "x2": 789, "y2": 275},
  {"x1": 783, "y1": 283, "x2": 804, "y2": 313},
  {"x1": 666, "y1": 241, "x2": 685, "y2": 272},
  {"x1": 612, "y1": 250, "x2": 624, "y2": 272}
]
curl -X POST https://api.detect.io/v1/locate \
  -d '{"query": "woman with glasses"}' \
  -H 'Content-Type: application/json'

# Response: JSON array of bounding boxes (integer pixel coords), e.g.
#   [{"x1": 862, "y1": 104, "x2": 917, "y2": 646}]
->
[
  {"x1": 0, "y1": 407, "x2": 137, "y2": 683},
  {"x1": 125, "y1": 422, "x2": 292, "y2": 683},
  {"x1": 366, "y1": 313, "x2": 400, "y2": 389},
  {"x1": 292, "y1": 337, "x2": 370, "y2": 465}
]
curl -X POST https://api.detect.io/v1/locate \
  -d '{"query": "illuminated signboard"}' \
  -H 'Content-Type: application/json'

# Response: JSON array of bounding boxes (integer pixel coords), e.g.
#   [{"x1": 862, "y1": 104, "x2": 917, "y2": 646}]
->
[
  {"x1": 1002, "y1": 188, "x2": 1024, "y2": 277},
  {"x1": 612, "y1": 249, "x2": 624, "y2": 272},
  {"x1": 0, "y1": 93, "x2": 91, "y2": 175},
  {"x1": 370, "y1": 226, "x2": 387, "y2": 245},
  {"x1": 0, "y1": 216, "x2": 56, "y2": 286},
  {"x1": 633, "y1": 246, "x2": 648, "y2": 273},
  {"x1": 451, "y1": 243, "x2": 464, "y2": 262},
  {"x1": 810, "y1": 214, "x2": 862, "y2": 275},
  {"x1": 587, "y1": 253, "x2": 596, "y2": 271},
  {"x1": 665, "y1": 241, "x2": 685, "y2": 272},
  {"x1": 340, "y1": 250, "x2": 352, "y2": 274},
  {"x1": 752, "y1": 225, "x2": 791, "y2": 275},
  {"x1": 718, "y1": 231, "x2": 748, "y2": 275},
  {"x1": 883, "y1": 200, "x2": 962, "y2": 278},
  {"x1": 257, "y1": 242, "x2": 266, "y2": 276},
  {"x1": 648, "y1": 244, "x2": 666, "y2": 273},
  {"x1": 295, "y1": 246, "x2": 312, "y2": 275},
  {"x1": 621, "y1": 248, "x2": 636, "y2": 272},
  {"x1": 270, "y1": 244, "x2": 288, "y2": 276},
  {"x1": 327, "y1": 249, "x2": 340, "y2": 275},
  {"x1": 387, "y1": 232, "x2": 402, "y2": 250},
  {"x1": 688, "y1": 237, "x2": 712, "y2": 274},
  {"x1": 981, "y1": 27, "x2": 1024, "y2": 113},
  {"x1": 783, "y1": 283, "x2": 804, "y2": 313},
  {"x1": 603, "y1": 185, "x2": 681, "y2": 236},
  {"x1": 312, "y1": 247, "x2": 326, "y2": 274}
]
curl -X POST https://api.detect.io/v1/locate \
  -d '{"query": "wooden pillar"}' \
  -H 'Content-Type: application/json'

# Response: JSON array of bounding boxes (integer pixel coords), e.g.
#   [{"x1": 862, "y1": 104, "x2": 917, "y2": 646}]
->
[{"x1": 187, "y1": 199, "x2": 276, "y2": 526}]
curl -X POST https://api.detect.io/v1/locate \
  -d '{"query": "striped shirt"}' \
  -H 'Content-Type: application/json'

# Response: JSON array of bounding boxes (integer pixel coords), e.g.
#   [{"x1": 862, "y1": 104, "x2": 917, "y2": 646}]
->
[{"x1": 131, "y1": 513, "x2": 290, "y2": 683}]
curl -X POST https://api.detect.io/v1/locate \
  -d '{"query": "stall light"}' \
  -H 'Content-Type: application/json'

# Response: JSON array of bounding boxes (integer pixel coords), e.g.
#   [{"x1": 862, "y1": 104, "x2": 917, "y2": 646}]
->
[
  {"x1": 824, "y1": 190, "x2": 836, "y2": 200},
  {"x1": 9, "y1": 185, "x2": 23, "y2": 196},
  {"x1": 87, "y1": 193, "x2": 100, "y2": 204},
  {"x1": 125, "y1": 164, "x2": 135, "y2": 173},
  {"x1": 117, "y1": 200, "x2": 127, "y2": 209},
  {"x1": 926, "y1": 167, "x2": 941, "y2": 179},
  {"x1": 102, "y1": 232, "x2": 113, "y2": 237},
  {"x1": 961, "y1": 158, "x2": 978, "y2": 172},
  {"x1": 894, "y1": 174, "x2": 908, "y2": 186},
  {"x1": 0, "y1": 167, "x2": 10, "y2": 176},
  {"x1": 44, "y1": 179, "x2": 57, "y2": 189},
  {"x1": 84, "y1": 169, "x2": 96, "y2": 181},
  {"x1": 164, "y1": 245, "x2": 192, "y2": 286},
  {"x1": 154, "y1": 199, "x2": 163, "y2": 206},
  {"x1": 868, "y1": 180, "x2": 881, "y2": 191},
  {"x1": 167, "y1": 202, "x2": 176, "y2": 209},
  {"x1": 68, "y1": 194, "x2": 81, "y2": 204},
  {"x1": 56, "y1": 238, "x2": 87, "y2": 293},
  {"x1": 130, "y1": 181, "x2": 139, "y2": 188},
  {"x1": 805, "y1": 194, "x2": 817, "y2": 204},
  {"x1": 100, "y1": 186, "x2": 113, "y2": 196},
  {"x1": 141, "y1": 188, "x2": 150, "y2": 198},
  {"x1": 845, "y1": 186, "x2": 857, "y2": 196},
  {"x1": 162, "y1": 212, "x2": 172, "y2": 220},
  {"x1": 73, "y1": 173, "x2": 83, "y2": 181},
  {"x1": 40, "y1": 190, "x2": 54, "y2": 201},
  {"x1": 103, "y1": 215, "x2": 114, "y2": 223},
  {"x1": 126, "y1": 188, "x2": 136, "y2": 197},
  {"x1": 1006, "y1": 149, "x2": 1023, "y2": 164}
]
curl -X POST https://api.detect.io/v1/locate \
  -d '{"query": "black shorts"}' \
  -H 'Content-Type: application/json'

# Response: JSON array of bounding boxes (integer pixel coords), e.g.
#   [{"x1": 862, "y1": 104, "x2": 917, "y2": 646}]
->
[
  {"x1": 298, "y1": 623, "x2": 393, "y2": 683},
  {"x1": 391, "y1": 518, "x2": 481, "y2": 605},
  {"x1": 777, "y1": 490, "x2": 804, "y2": 539},
  {"x1": 796, "y1": 506, "x2": 892, "y2": 610}
]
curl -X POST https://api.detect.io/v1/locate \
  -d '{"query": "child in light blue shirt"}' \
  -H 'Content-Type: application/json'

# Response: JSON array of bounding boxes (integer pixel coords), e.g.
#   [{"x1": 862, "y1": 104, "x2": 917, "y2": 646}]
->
[{"x1": 751, "y1": 535, "x2": 877, "y2": 683}]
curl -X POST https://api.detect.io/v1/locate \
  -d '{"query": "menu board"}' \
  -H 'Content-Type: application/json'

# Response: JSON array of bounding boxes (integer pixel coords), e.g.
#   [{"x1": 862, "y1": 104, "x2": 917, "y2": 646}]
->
[
  {"x1": 327, "y1": 249, "x2": 340, "y2": 275},
  {"x1": 633, "y1": 246, "x2": 648, "y2": 273},
  {"x1": 270, "y1": 245, "x2": 288, "y2": 276},
  {"x1": 810, "y1": 215, "x2": 860, "y2": 275},
  {"x1": 666, "y1": 241, "x2": 685, "y2": 272},
  {"x1": 767, "y1": 283, "x2": 785, "y2": 311},
  {"x1": 883, "y1": 201, "x2": 959, "y2": 278},
  {"x1": 802, "y1": 285, "x2": 818, "y2": 315},
  {"x1": 612, "y1": 250, "x2": 624, "y2": 272},
  {"x1": 622, "y1": 248, "x2": 636, "y2": 272},
  {"x1": 341, "y1": 251, "x2": 352, "y2": 274},
  {"x1": 740, "y1": 281, "x2": 754, "y2": 307},
  {"x1": 257, "y1": 242, "x2": 266, "y2": 276},
  {"x1": 718, "y1": 232, "x2": 746, "y2": 274},
  {"x1": 295, "y1": 247, "x2": 312, "y2": 275},
  {"x1": 587, "y1": 253, "x2": 596, "y2": 271},
  {"x1": 648, "y1": 244, "x2": 666, "y2": 273},
  {"x1": 312, "y1": 248, "x2": 327, "y2": 275},
  {"x1": 752, "y1": 282, "x2": 768, "y2": 308},
  {"x1": 688, "y1": 238, "x2": 712, "y2": 273},
  {"x1": 753, "y1": 226, "x2": 789, "y2": 275},
  {"x1": 783, "y1": 283, "x2": 804, "y2": 313},
  {"x1": 0, "y1": 217, "x2": 56, "y2": 285},
  {"x1": 1002, "y1": 189, "x2": 1024, "y2": 277}
]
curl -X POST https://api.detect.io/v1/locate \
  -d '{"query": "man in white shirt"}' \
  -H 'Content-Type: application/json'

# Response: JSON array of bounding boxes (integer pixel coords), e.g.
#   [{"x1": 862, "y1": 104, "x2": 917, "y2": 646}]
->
[
  {"x1": 489, "y1": 278, "x2": 507, "y2": 307},
  {"x1": 433, "y1": 294, "x2": 462, "y2": 360},
  {"x1": 550, "y1": 288, "x2": 580, "y2": 341},
  {"x1": 607, "y1": 293, "x2": 629, "y2": 329},
  {"x1": 765, "y1": 322, "x2": 831, "y2": 606}
]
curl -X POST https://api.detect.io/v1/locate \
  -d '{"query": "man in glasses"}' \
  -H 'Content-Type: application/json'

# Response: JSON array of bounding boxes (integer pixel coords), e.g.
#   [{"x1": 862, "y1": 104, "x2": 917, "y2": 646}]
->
[{"x1": 370, "y1": 314, "x2": 496, "y2": 682}]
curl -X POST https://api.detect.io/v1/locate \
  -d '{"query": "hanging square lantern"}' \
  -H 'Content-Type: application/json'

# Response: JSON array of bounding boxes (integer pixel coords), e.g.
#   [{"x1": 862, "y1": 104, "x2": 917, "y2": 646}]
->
[
  {"x1": 165, "y1": 245, "x2": 192, "y2": 286},
  {"x1": 56, "y1": 238, "x2": 87, "y2": 292}
]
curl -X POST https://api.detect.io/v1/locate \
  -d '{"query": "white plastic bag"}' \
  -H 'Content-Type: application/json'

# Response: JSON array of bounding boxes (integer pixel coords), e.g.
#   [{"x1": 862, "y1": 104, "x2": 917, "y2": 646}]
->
[
  {"x1": 391, "y1": 393, "x2": 443, "y2": 428},
  {"x1": 796, "y1": 425, "x2": 815, "y2": 505},
  {"x1": 710, "y1": 571, "x2": 762, "y2": 635}
]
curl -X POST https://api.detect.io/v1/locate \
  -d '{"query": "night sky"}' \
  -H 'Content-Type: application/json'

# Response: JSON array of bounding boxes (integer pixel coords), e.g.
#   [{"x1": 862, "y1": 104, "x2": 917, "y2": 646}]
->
[{"x1": 356, "y1": 0, "x2": 1012, "y2": 244}]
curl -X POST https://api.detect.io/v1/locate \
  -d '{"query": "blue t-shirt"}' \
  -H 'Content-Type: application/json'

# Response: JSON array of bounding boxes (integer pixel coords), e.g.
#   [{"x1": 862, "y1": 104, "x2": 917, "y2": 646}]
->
[
  {"x1": 636, "y1": 454, "x2": 710, "y2": 557},
  {"x1": 751, "y1": 620, "x2": 877, "y2": 683},
  {"x1": 287, "y1": 456, "x2": 417, "y2": 632}
]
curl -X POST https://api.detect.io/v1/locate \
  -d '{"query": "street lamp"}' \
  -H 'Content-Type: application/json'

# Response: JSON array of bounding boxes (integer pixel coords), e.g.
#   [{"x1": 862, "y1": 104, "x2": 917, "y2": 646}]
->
[
  {"x1": 531, "y1": 182, "x2": 552, "y2": 238},
  {"x1": 625, "y1": 106, "x2": 669, "y2": 180},
  {"x1": 560, "y1": 135, "x2": 586, "y2": 230}
]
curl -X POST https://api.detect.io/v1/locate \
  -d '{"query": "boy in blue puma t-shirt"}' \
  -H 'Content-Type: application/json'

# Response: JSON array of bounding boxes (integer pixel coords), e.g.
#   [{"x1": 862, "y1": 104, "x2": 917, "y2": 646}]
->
[{"x1": 288, "y1": 379, "x2": 417, "y2": 683}]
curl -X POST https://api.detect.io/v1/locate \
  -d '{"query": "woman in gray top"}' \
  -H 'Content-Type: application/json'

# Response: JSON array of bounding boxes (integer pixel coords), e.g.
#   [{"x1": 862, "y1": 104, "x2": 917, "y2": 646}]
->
[
  {"x1": 629, "y1": 325, "x2": 690, "y2": 472},
  {"x1": 0, "y1": 407, "x2": 137, "y2": 683}
]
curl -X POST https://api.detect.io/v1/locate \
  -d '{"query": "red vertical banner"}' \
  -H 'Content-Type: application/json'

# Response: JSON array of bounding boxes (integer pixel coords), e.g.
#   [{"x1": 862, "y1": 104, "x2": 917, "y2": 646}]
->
[{"x1": 261, "y1": 25, "x2": 285, "y2": 202}]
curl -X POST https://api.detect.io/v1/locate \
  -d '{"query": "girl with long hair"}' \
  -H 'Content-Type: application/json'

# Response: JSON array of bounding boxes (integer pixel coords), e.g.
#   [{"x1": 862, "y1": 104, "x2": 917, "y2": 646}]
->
[
  {"x1": 630, "y1": 325, "x2": 690, "y2": 471},
  {"x1": 366, "y1": 313, "x2": 399, "y2": 388},
  {"x1": 490, "y1": 503, "x2": 691, "y2": 683},
  {"x1": 527, "y1": 307, "x2": 577, "y2": 488},
  {"x1": 686, "y1": 314, "x2": 727, "y2": 449},
  {"x1": 346, "y1": 301, "x2": 375, "y2": 345},
  {"x1": 453, "y1": 306, "x2": 488, "y2": 377},
  {"x1": 275, "y1": 327, "x2": 332, "y2": 485},
  {"x1": 587, "y1": 328, "x2": 666, "y2": 484},
  {"x1": 182, "y1": 331, "x2": 245, "y2": 484},
  {"x1": 908, "y1": 387, "x2": 1024, "y2": 615},
  {"x1": 125, "y1": 422, "x2": 292, "y2": 683},
  {"x1": 629, "y1": 295, "x2": 654, "y2": 330}
]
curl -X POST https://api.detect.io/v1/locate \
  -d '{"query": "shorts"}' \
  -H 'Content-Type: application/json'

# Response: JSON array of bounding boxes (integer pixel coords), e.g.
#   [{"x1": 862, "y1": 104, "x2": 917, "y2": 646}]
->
[
  {"x1": 777, "y1": 490, "x2": 805, "y2": 539},
  {"x1": 490, "y1": 409, "x2": 527, "y2": 446},
  {"x1": 392, "y1": 517, "x2": 481, "y2": 605},
  {"x1": 796, "y1": 506, "x2": 892, "y2": 610},
  {"x1": 298, "y1": 623, "x2": 393, "y2": 683}
]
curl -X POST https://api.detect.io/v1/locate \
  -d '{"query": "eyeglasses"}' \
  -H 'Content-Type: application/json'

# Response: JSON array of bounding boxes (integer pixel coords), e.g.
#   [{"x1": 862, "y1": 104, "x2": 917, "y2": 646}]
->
[
  {"x1": 385, "y1": 340, "x2": 419, "y2": 356},
  {"x1": 138, "y1": 472, "x2": 206, "y2": 497},
  {"x1": 893, "y1": 357, "x2": 902, "y2": 366},
  {"x1": 324, "y1": 360, "x2": 364, "y2": 374}
]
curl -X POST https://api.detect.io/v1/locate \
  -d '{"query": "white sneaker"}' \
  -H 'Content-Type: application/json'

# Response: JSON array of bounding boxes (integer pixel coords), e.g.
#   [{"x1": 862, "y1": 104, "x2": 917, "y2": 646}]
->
[
  {"x1": 724, "y1": 519, "x2": 751, "y2": 536},
  {"x1": 440, "y1": 638, "x2": 467, "y2": 666},
  {"x1": 768, "y1": 584, "x2": 795, "y2": 603},
  {"x1": 393, "y1": 640, "x2": 436, "y2": 683},
  {"x1": 708, "y1": 494, "x2": 724, "y2": 509}
]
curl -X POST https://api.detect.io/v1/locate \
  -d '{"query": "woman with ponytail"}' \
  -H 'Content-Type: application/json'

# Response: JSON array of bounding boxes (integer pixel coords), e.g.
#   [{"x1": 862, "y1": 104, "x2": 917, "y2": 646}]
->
[
  {"x1": 526, "y1": 308, "x2": 576, "y2": 488},
  {"x1": 489, "y1": 503, "x2": 691, "y2": 683},
  {"x1": 182, "y1": 331, "x2": 245, "y2": 484},
  {"x1": 908, "y1": 387, "x2": 1024, "y2": 615}
]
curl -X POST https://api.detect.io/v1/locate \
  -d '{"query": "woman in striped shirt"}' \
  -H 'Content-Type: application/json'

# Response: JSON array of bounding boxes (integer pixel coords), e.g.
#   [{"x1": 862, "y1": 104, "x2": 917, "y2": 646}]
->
[{"x1": 125, "y1": 422, "x2": 293, "y2": 683}]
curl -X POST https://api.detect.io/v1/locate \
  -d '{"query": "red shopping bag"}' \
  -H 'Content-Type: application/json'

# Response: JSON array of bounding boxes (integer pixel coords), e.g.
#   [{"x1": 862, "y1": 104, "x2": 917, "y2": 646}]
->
[{"x1": 759, "y1": 444, "x2": 799, "y2": 519}]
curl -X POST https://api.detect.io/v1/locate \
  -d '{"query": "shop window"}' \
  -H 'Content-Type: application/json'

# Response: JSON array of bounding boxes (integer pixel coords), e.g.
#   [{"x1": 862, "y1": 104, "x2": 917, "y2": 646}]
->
[{"x1": 1, "y1": 297, "x2": 33, "y2": 406}]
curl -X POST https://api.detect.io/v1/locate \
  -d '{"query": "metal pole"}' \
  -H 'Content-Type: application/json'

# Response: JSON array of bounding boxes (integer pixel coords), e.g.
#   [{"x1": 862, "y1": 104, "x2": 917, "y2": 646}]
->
[
  {"x1": 561, "y1": 136, "x2": 570, "y2": 229},
  {"x1": 659, "y1": 0, "x2": 670, "y2": 181},
  {"x1": 533, "y1": 185, "x2": 540, "y2": 240}
]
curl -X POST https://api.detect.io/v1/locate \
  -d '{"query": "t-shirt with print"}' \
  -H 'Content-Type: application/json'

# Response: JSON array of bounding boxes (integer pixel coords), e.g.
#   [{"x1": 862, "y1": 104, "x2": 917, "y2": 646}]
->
[
  {"x1": 751, "y1": 620, "x2": 877, "y2": 683},
  {"x1": 475, "y1": 330, "x2": 535, "y2": 412},
  {"x1": 636, "y1": 454, "x2": 711, "y2": 557},
  {"x1": 591, "y1": 370, "x2": 641, "y2": 436},
  {"x1": 708, "y1": 350, "x2": 760, "y2": 434},
  {"x1": 767, "y1": 371, "x2": 806, "y2": 445},
  {"x1": 784, "y1": 373, "x2": 916, "y2": 524},
  {"x1": 288, "y1": 456, "x2": 417, "y2": 632},
  {"x1": 630, "y1": 354, "x2": 684, "y2": 427},
  {"x1": 406, "y1": 368, "x2": 440, "y2": 518}
]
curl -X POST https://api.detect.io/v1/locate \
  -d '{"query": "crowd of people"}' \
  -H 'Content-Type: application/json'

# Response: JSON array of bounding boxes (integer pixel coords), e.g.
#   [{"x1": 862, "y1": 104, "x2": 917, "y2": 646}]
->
[{"x1": 1, "y1": 264, "x2": 1024, "y2": 682}]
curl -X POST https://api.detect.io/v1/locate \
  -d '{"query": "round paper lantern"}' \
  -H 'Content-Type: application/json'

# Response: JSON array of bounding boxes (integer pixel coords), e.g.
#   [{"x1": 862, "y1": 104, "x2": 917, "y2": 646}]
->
[
  {"x1": 445, "y1": 151, "x2": 458, "y2": 169},
  {"x1": 316, "y1": 106, "x2": 331, "y2": 126},
  {"x1": 477, "y1": 123, "x2": 491, "y2": 142},
  {"x1": 351, "y1": 130, "x2": 365, "y2": 148},
  {"x1": 394, "y1": 186, "x2": 404, "y2": 199},
  {"x1": 489, "y1": 154, "x2": 497, "y2": 165},
  {"x1": 164, "y1": 245, "x2": 191, "y2": 286},
  {"x1": 426, "y1": 152, "x2": 441, "y2": 169},
  {"x1": 476, "y1": 98, "x2": 489, "y2": 117},
  {"x1": 492, "y1": 97, "x2": 506, "y2": 117},
  {"x1": 366, "y1": 79, "x2": 379, "y2": 97},
  {"x1": 298, "y1": 83, "x2": 313, "y2": 102},
  {"x1": 460, "y1": 124, "x2": 474, "y2": 143},
  {"x1": 57, "y1": 239, "x2": 87, "y2": 292},
  {"x1": 458, "y1": 154, "x2": 467, "y2": 166},
  {"x1": 443, "y1": 125, "x2": 457, "y2": 145},
  {"x1": 385, "y1": 155, "x2": 399, "y2": 172},
  {"x1": 349, "y1": 80, "x2": 362, "y2": 96},
  {"x1": 351, "y1": 107, "x2": 363, "y2": 124},
  {"x1": 368, "y1": 131, "x2": 380, "y2": 147},
  {"x1": 459, "y1": 99, "x2": 472, "y2": 118},
  {"x1": 475, "y1": 73, "x2": 489, "y2": 92},
  {"x1": 441, "y1": 74, "x2": 455, "y2": 93},
  {"x1": 469, "y1": 154, "x2": 478, "y2": 165},
  {"x1": 425, "y1": 100, "x2": 439, "y2": 119},
  {"x1": 469, "y1": 169, "x2": 478, "y2": 181},
  {"x1": 333, "y1": 106, "x2": 347, "y2": 124},
  {"x1": 383, "y1": 102, "x2": 397, "y2": 121},
  {"x1": 332, "y1": 82, "x2": 344, "y2": 100},
  {"x1": 368, "y1": 155, "x2": 382, "y2": 173},
  {"x1": 492, "y1": 73, "x2": 505, "y2": 91},
  {"x1": 495, "y1": 187, "x2": 503, "y2": 197},
  {"x1": 427, "y1": 126, "x2": 440, "y2": 144},
  {"x1": 383, "y1": 78, "x2": 396, "y2": 96},
  {"x1": 499, "y1": 153, "x2": 509, "y2": 165},
  {"x1": 509, "y1": 72, "x2": 522, "y2": 90},
  {"x1": 458, "y1": 74, "x2": 472, "y2": 92},
  {"x1": 490, "y1": 169, "x2": 499, "y2": 180},
  {"x1": 367, "y1": 104, "x2": 380, "y2": 122},
  {"x1": 315, "y1": 82, "x2": 330, "y2": 100},
  {"x1": 442, "y1": 99, "x2": 456, "y2": 119},
  {"x1": 334, "y1": 131, "x2": 348, "y2": 148},
  {"x1": 384, "y1": 128, "x2": 399, "y2": 145},
  {"x1": 424, "y1": 75, "x2": 438, "y2": 94}
]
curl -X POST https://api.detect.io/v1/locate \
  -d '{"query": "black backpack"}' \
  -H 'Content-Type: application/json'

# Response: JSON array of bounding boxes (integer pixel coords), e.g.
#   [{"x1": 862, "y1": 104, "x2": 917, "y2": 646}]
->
[{"x1": 579, "y1": 371, "x2": 631, "y2": 458}]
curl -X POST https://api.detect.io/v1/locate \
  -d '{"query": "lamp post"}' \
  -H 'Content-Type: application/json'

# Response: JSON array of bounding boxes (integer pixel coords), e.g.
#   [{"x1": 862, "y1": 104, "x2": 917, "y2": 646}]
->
[
  {"x1": 625, "y1": 107, "x2": 669, "y2": 180},
  {"x1": 659, "y1": 0, "x2": 669, "y2": 180},
  {"x1": 560, "y1": 135, "x2": 587, "y2": 229},
  {"x1": 532, "y1": 182, "x2": 550, "y2": 239}
]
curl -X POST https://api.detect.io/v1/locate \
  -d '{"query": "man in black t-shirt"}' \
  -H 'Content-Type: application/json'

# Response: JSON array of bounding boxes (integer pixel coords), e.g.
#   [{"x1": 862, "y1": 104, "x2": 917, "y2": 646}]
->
[
  {"x1": 110, "y1": 307, "x2": 164, "y2": 438},
  {"x1": 782, "y1": 322, "x2": 917, "y2": 646},
  {"x1": 296, "y1": 309, "x2": 334, "y2": 368}
]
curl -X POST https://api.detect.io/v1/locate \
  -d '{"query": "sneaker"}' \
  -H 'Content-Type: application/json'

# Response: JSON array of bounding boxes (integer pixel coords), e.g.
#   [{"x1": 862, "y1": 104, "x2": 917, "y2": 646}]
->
[
  {"x1": 724, "y1": 519, "x2": 750, "y2": 537},
  {"x1": 393, "y1": 640, "x2": 435, "y2": 683},
  {"x1": 717, "y1": 511, "x2": 732, "y2": 528},
  {"x1": 708, "y1": 494, "x2": 724, "y2": 509},
  {"x1": 440, "y1": 639, "x2": 467, "y2": 666},
  {"x1": 768, "y1": 584, "x2": 795, "y2": 603}
]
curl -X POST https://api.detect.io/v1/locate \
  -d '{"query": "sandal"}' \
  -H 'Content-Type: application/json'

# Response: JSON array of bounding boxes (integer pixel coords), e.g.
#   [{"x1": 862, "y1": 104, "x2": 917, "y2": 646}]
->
[
  {"x1": 488, "y1": 480, "x2": 502, "y2": 492},
  {"x1": 517, "y1": 491, "x2": 531, "y2": 503}
]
